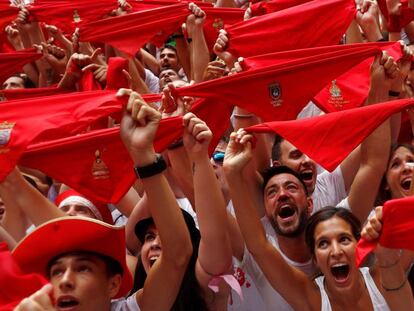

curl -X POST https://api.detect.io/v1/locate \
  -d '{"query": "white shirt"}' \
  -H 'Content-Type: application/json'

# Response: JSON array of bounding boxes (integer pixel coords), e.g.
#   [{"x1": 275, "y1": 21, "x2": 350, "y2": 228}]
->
[{"x1": 111, "y1": 293, "x2": 140, "y2": 311}]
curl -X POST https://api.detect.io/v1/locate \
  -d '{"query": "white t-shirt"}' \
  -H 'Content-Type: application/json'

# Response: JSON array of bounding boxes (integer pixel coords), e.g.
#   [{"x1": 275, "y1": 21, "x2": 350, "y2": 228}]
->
[
  {"x1": 144, "y1": 69, "x2": 160, "y2": 94},
  {"x1": 111, "y1": 293, "x2": 140, "y2": 311}
]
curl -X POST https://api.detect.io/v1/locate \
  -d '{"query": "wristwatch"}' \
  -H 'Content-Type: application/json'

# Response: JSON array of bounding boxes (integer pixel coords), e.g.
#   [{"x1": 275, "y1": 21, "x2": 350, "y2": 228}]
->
[{"x1": 134, "y1": 154, "x2": 167, "y2": 179}]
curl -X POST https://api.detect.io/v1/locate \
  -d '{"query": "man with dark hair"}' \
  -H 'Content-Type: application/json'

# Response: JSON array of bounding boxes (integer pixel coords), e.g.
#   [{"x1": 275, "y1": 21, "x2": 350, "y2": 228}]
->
[
  {"x1": 159, "y1": 45, "x2": 180, "y2": 72},
  {"x1": 2, "y1": 73, "x2": 35, "y2": 90}
]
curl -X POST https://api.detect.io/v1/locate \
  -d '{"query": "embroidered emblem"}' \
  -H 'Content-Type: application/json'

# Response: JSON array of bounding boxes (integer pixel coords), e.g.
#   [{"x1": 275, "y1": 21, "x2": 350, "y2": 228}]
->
[
  {"x1": 268, "y1": 82, "x2": 283, "y2": 107},
  {"x1": 213, "y1": 18, "x2": 224, "y2": 30},
  {"x1": 91, "y1": 149, "x2": 110, "y2": 180},
  {"x1": 328, "y1": 80, "x2": 349, "y2": 109},
  {"x1": 73, "y1": 10, "x2": 81, "y2": 23},
  {"x1": 234, "y1": 267, "x2": 251, "y2": 288},
  {"x1": 0, "y1": 121, "x2": 15, "y2": 149}
]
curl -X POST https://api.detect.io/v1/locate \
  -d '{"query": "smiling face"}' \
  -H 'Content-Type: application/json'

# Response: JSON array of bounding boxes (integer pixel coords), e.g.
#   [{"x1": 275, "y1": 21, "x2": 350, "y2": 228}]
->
[
  {"x1": 264, "y1": 173, "x2": 312, "y2": 237},
  {"x1": 276, "y1": 140, "x2": 317, "y2": 195},
  {"x1": 385, "y1": 145, "x2": 414, "y2": 199},
  {"x1": 140, "y1": 224, "x2": 162, "y2": 274},
  {"x1": 313, "y1": 216, "x2": 358, "y2": 291},
  {"x1": 49, "y1": 254, "x2": 120, "y2": 311}
]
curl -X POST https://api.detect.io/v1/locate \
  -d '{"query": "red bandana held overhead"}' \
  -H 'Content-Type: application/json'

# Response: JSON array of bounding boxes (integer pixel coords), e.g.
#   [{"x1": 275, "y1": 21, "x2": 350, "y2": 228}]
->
[
  {"x1": 0, "y1": 3, "x2": 18, "y2": 32},
  {"x1": 0, "y1": 87, "x2": 68, "y2": 101},
  {"x1": 356, "y1": 196, "x2": 414, "y2": 267},
  {"x1": 0, "y1": 49, "x2": 42, "y2": 85},
  {"x1": 313, "y1": 41, "x2": 404, "y2": 113},
  {"x1": 0, "y1": 243, "x2": 48, "y2": 311},
  {"x1": 245, "y1": 99, "x2": 414, "y2": 172},
  {"x1": 80, "y1": 4, "x2": 244, "y2": 56},
  {"x1": 250, "y1": 0, "x2": 310, "y2": 17},
  {"x1": 0, "y1": 90, "x2": 125, "y2": 182},
  {"x1": 21, "y1": 116, "x2": 184, "y2": 203},
  {"x1": 377, "y1": 0, "x2": 414, "y2": 32},
  {"x1": 175, "y1": 44, "x2": 380, "y2": 122},
  {"x1": 224, "y1": 0, "x2": 355, "y2": 58}
]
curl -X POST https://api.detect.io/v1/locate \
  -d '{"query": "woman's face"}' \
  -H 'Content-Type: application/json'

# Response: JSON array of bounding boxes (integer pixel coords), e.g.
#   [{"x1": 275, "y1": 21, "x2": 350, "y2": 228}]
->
[
  {"x1": 313, "y1": 216, "x2": 358, "y2": 291},
  {"x1": 140, "y1": 224, "x2": 162, "y2": 274},
  {"x1": 386, "y1": 146, "x2": 414, "y2": 199}
]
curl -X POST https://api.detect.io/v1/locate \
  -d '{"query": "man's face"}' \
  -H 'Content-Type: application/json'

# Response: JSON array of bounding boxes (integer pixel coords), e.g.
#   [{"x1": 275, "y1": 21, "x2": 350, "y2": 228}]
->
[
  {"x1": 159, "y1": 69, "x2": 180, "y2": 88},
  {"x1": 2, "y1": 76, "x2": 25, "y2": 90},
  {"x1": 263, "y1": 173, "x2": 312, "y2": 237},
  {"x1": 49, "y1": 254, "x2": 120, "y2": 311},
  {"x1": 59, "y1": 204, "x2": 96, "y2": 219},
  {"x1": 276, "y1": 140, "x2": 317, "y2": 195},
  {"x1": 159, "y1": 48, "x2": 178, "y2": 70}
]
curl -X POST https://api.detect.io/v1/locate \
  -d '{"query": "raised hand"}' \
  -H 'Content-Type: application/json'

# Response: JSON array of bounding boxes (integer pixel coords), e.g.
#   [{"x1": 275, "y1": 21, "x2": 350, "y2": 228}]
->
[
  {"x1": 183, "y1": 112, "x2": 212, "y2": 158},
  {"x1": 14, "y1": 284, "x2": 55, "y2": 311},
  {"x1": 213, "y1": 29, "x2": 236, "y2": 69},
  {"x1": 223, "y1": 129, "x2": 255, "y2": 176},
  {"x1": 361, "y1": 206, "x2": 383, "y2": 241}
]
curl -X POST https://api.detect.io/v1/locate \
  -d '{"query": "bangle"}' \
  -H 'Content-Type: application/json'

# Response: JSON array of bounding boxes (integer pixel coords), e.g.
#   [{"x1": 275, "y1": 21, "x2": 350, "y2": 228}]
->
[
  {"x1": 167, "y1": 139, "x2": 184, "y2": 150},
  {"x1": 389, "y1": 90, "x2": 400, "y2": 97},
  {"x1": 381, "y1": 277, "x2": 407, "y2": 291},
  {"x1": 233, "y1": 113, "x2": 254, "y2": 118},
  {"x1": 134, "y1": 154, "x2": 167, "y2": 179}
]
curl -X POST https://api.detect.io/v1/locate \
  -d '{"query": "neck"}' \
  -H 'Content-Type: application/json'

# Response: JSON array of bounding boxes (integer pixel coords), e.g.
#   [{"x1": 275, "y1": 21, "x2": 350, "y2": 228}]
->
[{"x1": 277, "y1": 233, "x2": 311, "y2": 263}]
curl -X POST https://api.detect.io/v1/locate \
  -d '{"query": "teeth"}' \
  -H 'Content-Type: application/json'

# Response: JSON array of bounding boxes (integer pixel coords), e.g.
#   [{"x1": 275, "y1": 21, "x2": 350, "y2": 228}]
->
[
  {"x1": 150, "y1": 256, "x2": 159, "y2": 261},
  {"x1": 332, "y1": 263, "x2": 346, "y2": 268}
]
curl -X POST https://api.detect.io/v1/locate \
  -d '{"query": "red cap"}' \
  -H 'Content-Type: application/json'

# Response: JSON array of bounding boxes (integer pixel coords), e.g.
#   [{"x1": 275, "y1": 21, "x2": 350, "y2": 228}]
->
[
  {"x1": 55, "y1": 189, "x2": 113, "y2": 224},
  {"x1": 12, "y1": 217, "x2": 132, "y2": 299}
]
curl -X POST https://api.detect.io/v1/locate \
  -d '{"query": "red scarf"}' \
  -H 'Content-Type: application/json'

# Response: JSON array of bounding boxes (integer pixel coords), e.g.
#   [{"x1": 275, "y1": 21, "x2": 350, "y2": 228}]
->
[
  {"x1": 0, "y1": 87, "x2": 68, "y2": 101},
  {"x1": 250, "y1": 0, "x2": 311, "y2": 17},
  {"x1": 246, "y1": 99, "x2": 414, "y2": 172},
  {"x1": 356, "y1": 196, "x2": 414, "y2": 267}
]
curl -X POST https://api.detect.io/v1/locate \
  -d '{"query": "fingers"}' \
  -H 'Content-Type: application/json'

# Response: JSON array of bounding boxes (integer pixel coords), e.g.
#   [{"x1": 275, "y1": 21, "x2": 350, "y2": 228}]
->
[
  {"x1": 183, "y1": 113, "x2": 212, "y2": 142},
  {"x1": 15, "y1": 283, "x2": 54, "y2": 311},
  {"x1": 90, "y1": 48, "x2": 103, "y2": 62},
  {"x1": 116, "y1": 88, "x2": 133, "y2": 98},
  {"x1": 361, "y1": 206, "x2": 383, "y2": 241},
  {"x1": 213, "y1": 29, "x2": 228, "y2": 53}
]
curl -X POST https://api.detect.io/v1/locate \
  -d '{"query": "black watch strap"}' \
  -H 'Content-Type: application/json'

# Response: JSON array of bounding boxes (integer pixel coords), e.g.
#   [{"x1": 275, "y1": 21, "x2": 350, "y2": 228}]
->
[{"x1": 134, "y1": 154, "x2": 167, "y2": 179}]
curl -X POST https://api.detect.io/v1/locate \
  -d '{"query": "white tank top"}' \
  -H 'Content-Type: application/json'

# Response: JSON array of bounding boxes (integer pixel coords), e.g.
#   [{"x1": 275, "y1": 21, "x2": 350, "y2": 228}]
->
[{"x1": 314, "y1": 267, "x2": 390, "y2": 311}]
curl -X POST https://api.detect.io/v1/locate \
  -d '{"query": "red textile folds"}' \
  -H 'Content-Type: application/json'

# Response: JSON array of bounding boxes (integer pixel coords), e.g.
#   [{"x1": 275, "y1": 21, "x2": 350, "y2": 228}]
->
[
  {"x1": 225, "y1": 0, "x2": 355, "y2": 58},
  {"x1": 80, "y1": 5, "x2": 244, "y2": 56},
  {"x1": 0, "y1": 49, "x2": 41, "y2": 84},
  {"x1": 105, "y1": 57, "x2": 129, "y2": 90},
  {"x1": 313, "y1": 42, "x2": 403, "y2": 113},
  {"x1": 21, "y1": 117, "x2": 184, "y2": 203},
  {"x1": 175, "y1": 44, "x2": 380, "y2": 122},
  {"x1": 250, "y1": 0, "x2": 310, "y2": 17},
  {"x1": 0, "y1": 243, "x2": 48, "y2": 310},
  {"x1": 0, "y1": 90, "x2": 125, "y2": 181},
  {"x1": 28, "y1": 0, "x2": 119, "y2": 33},
  {"x1": 0, "y1": 3, "x2": 18, "y2": 31},
  {"x1": 0, "y1": 87, "x2": 68, "y2": 101},
  {"x1": 356, "y1": 196, "x2": 414, "y2": 267},
  {"x1": 245, "y1": 99, "x2": 414, "y2": 172},
  {"x1": 377, "y1": 0, "x2": 414, "y2": 31}
]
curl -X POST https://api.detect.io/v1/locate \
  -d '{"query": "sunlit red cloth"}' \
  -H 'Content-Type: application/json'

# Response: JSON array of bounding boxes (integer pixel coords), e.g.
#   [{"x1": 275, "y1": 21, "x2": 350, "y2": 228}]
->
[
  {"x1": 356, "y1": 196, "x2": 414, "y2": 267},
  {"x1": 245, "y1": 99, "x2": 414, "y2": 172},
  {"x1": 175, "y1": 44, "x2": 380, "y2": 122},
  {"x1": 0, "y1": 3, "x2": 18, "y2": 31},
  {"x1": 0, "y1": 90, "x2": 125, "y2": 181},
  {"x1": 21, "y1": 116, "x2": 184, "y2": 203},
  {"x1": 250, "y1": 0, "x2": 310, "y2": 16},
  {"x1": 0, "y1": 243, "x2": 48, "y2": 311},
  {"x1": 105, "y1": 57, "x2": 129, "y2": 90},
  {"x1": 313, "y1": 41, "x2": 403, "y2": 112},
  {"x1": 0, "y1": 49, "x2": 41, "y2": 84},
  {"x1": 225, "y1": 0, "x2": 355, "y2": 58},
  {"x1": 377, "y1": 0, "x2": 414, "y2": 32},
  {"x1": 80, "y1": 4, "x2": 244, "y2": 56},
  {"x1": 0, "y1": 87, "x2": 68, "y2": 101}
]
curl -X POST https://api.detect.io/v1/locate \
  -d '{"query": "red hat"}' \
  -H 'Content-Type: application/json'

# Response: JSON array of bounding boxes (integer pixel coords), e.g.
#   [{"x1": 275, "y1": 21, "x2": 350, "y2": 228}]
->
[
  {"x1": 12, "y1": 217, "x2": 132, "y2": 299},
  {"x1": 56, "y1": 189, "x2": 113, "y2": 224}
]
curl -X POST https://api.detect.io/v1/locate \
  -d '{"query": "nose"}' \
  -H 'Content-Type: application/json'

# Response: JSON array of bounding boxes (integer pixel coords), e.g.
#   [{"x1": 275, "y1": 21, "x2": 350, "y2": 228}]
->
[
  {"x1": 403, "y1": 161, "x2": 413, "y2": 173},
  {"x1": 330, "y1": 241, "x2": 343, "y2": 258},
  {"x1": 65, "y1": 205, "x2": 77, "y2": 217},
  {"x1": 59, "y1": 269, "x2": 75, "y2": 292},
  {"x1": 150, "y1": 235, "x2": 161, "y2": 250},
  {"x1": 277, "y1": 187, "x2": 290, "y2": 202}
]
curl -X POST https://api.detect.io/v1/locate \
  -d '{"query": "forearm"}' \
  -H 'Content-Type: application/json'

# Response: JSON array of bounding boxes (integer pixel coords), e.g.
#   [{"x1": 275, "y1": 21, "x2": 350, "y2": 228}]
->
[
  {"x1": 190, "y1": 25, "x2": 209, "y2": 83},
  {"x1": 175, "y1": 37, "x2": 192, "y2": 80}
]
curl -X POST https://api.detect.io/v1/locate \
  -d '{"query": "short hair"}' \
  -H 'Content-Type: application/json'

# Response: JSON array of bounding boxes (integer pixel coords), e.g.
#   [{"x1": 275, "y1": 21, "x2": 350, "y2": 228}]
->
[
  {"x1": 160, "y1": 45, "x2": 177, "y2": 55},
  {"x1": 305, "y1": 207, "x2": 361, "y2": 256},
  {"x1": 271, "y1": 134, "x2": 284, "y2": 161},
  {"x1": 10, "y1": 73, "x2": 36, "y2": 88},
  {"x1": 261, "y1": 165, "x2": 308, "y2": 196},
  {"x1": 47, "y1": 251, "x2": 124, "y2": 279}
]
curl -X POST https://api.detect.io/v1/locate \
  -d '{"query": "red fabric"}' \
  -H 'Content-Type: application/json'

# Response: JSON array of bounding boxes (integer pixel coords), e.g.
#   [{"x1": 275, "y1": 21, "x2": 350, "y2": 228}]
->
[
  {"x1": 313, "y1": 42, "x2": 403, "y2": 113},
  {"x1": 0, "y1": 3, "x2": 18, "y2": 32},
  {"x1": 356, "y1": 196, "x2": 414, "y2": 267},
  {"x1": 21, "y1": 116, "x2": 184, "y2": 203},
  {"x1": 78, "y1": 70, "x2": 102, "y2": 91},
  {"x1": 377, "y1": 0, "x2": 414, "y2": 31},
  {"x1": 246, "y1": 99, "x2": 414, "y2": 172},
  {"x1": 225, "y1": 0, "x2": 355, "y2": 58},
  {"x1": 0, "y1": 90, "x2": 125, "y2": 182},
  {"x1": 105, "y1": 57, "x2": 129, "y2": 90},
  {"x1": 250, "y1": 0, "x2": 310, "y2": 16},
  {"x1": 80, "y1": 5, "x2": 244, "y2": 56},
  {"x1": 0, "y1": 49, "x2": 42, "y2": 85},
  {"x1": 0, "y1": 243, "x2": 48, "y2": 310},
  {"x1": 0, "y1": 87, "x2": 68, "y2": 101},
  {"x1": 176, "y1": 44, "x2": 380, "y2": 122}
]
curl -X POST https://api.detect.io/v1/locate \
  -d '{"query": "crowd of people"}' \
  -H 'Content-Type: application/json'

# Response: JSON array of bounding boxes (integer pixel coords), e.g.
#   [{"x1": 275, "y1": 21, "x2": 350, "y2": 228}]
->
[{"x1": 2, "y1": 0, "x2": 414, "y2": 310}]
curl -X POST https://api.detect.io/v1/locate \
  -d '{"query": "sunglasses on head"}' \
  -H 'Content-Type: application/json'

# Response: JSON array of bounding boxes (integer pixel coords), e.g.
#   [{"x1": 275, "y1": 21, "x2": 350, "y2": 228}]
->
[{"x1": 212, "y1": 152, "x2": 225, "y2": 164}]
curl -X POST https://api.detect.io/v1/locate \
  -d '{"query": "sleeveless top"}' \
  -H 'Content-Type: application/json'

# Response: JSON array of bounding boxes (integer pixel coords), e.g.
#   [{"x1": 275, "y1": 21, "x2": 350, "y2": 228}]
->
[{"x1": 314, "y1": 267, "x2": 390, "y2": 311}]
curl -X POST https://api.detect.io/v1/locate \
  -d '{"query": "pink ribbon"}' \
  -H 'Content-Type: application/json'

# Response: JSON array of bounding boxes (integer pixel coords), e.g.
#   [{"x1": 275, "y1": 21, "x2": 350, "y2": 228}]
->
[{"x1": 208, "y1": 274, "x2": 243, "y2": 301}]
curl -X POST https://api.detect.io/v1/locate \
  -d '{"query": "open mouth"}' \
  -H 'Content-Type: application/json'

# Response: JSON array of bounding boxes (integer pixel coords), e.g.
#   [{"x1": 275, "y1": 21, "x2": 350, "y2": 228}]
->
[
  {"x1": 401, "y1": 178, "x2": 411, "y2": 191},
  {"x1": 300, "y1": 170, "x2": 313, "y2": 182},
  {"x1": 330, "y1": 263, "x2": 349, "y2": 282},
  {"x1": 149, "y1": 256, "x2": 159, "y2": 267},
  {"x1": 57, "y1": 297, "x2": 80, "y2": 309},
  {"x1": 278, "y1": 205, "x2": 295, "y2": 219}
]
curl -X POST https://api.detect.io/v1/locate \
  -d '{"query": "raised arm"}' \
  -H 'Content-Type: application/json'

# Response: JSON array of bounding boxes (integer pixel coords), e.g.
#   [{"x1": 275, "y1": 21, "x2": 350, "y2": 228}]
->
[
  {"x1": 223, "y1": 129, "x2": 317, "y2": 310},
  {"x1": 118, "y1": 89, "x2": 192, "y2": 311}
]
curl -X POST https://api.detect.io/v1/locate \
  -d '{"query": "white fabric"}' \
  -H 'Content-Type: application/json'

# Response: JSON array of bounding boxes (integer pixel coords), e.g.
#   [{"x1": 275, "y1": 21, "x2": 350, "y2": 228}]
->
[
  {"x1": 297, "y1": 101, "x2": 323, "y2": 120},
  {"x1": 144, "y1": 68, "x2": 160, "y2": 94},
  {"x1": 58, "y1": 196, "x2": 102, "y2": 221},
  {"x1": 111, "y1": 293, "x2": 141, "y2": 311},
  {"x1": 176, "y1": 197, "x2": 199, "y2": 228},
  {"x1": 314, "y1": 267, "x2": 390, "y2": 311},
  {"x1": 312, "y1": 166, "x2": 347, "y2": 213}
]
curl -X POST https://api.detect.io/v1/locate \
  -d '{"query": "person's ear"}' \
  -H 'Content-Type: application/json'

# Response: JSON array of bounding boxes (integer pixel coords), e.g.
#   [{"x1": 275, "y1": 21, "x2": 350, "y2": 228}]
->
[
  {"x1": 306, "y1": 197, "x2": 314, "y2": 216},
  {"x1": 107, "y1": 274, "x2": 122, "y2": 298}
]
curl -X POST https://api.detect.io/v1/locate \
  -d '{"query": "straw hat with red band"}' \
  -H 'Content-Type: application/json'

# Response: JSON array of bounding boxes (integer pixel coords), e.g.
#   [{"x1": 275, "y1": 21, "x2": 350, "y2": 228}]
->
[
  {"x1": 55, "y1": 189, "x2": 113, "y2": 224},
  {"x1": 12, "y1": 217, "x2": 133, "y2": 299}
]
